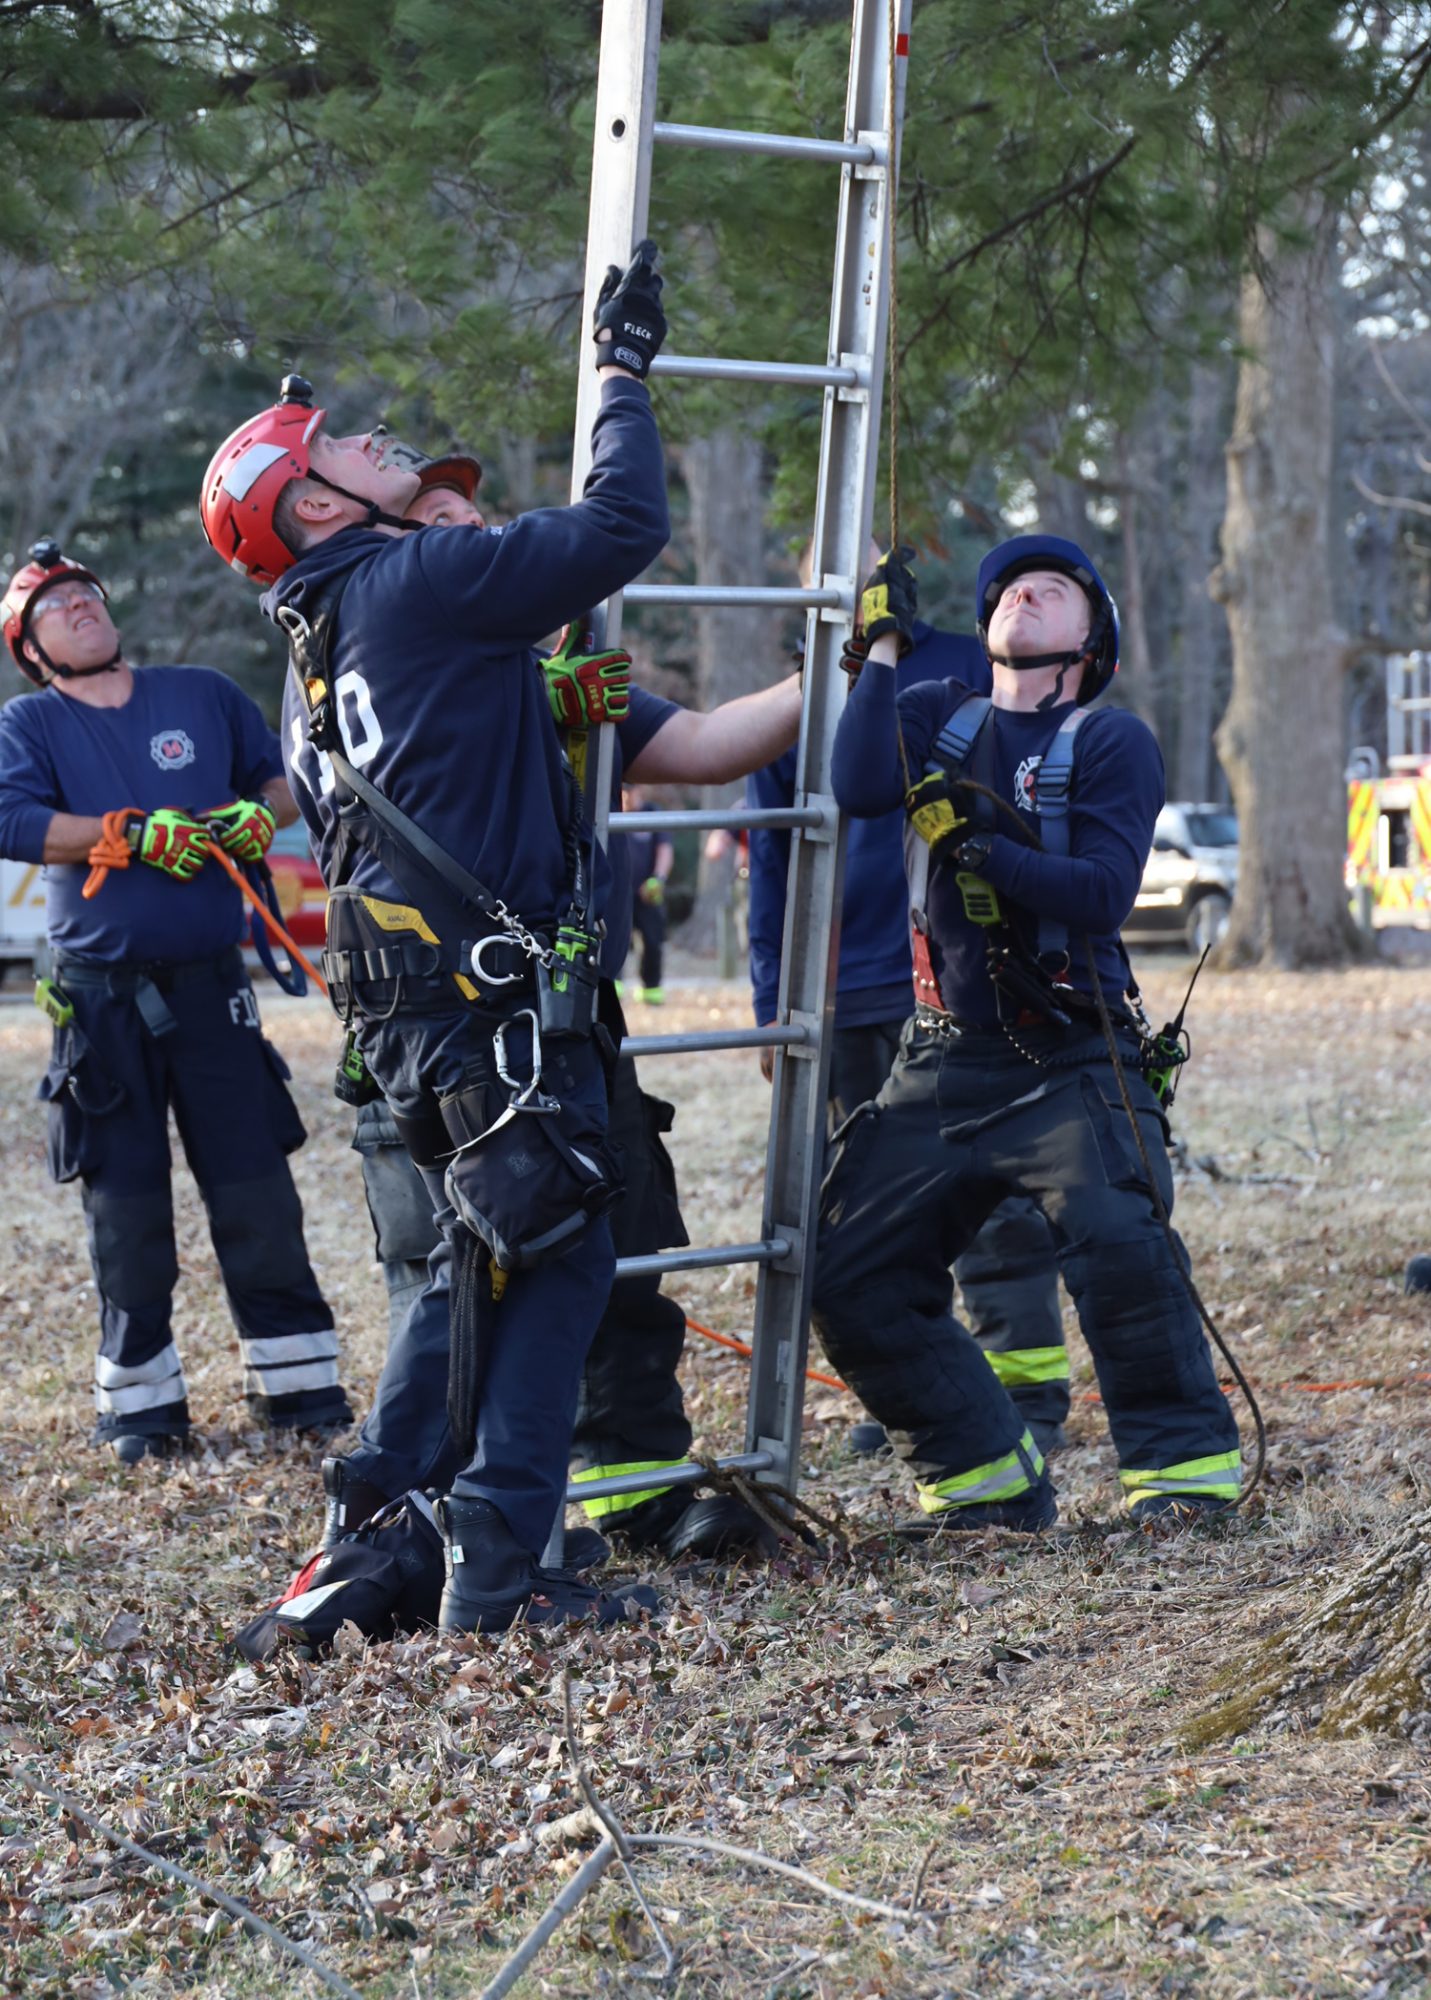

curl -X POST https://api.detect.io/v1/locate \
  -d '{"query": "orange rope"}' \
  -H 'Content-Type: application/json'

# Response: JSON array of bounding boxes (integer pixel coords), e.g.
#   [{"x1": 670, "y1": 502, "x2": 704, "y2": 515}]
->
[
  {"x1": 685, "y1": 1314, "x2": 849, "y2": 1393},
  {"x1": 81, "y1": 808, "x2": 142, "y2": 899},
  {"x1": 79, "y1": 809, "x2": 327, "y2": 995},
  {"x1": 203, "y1": 840, "x2": 328, "y2": 994}
]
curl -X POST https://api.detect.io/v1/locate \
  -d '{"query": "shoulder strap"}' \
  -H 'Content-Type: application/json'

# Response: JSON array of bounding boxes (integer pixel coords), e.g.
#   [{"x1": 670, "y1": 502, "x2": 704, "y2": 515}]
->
[
  {"x1": 930, "y1": 692, "x2": 993, "y2": 775},
  {"x1": 1034, "y1": 707, "x2": 1089, "y2": 969}
]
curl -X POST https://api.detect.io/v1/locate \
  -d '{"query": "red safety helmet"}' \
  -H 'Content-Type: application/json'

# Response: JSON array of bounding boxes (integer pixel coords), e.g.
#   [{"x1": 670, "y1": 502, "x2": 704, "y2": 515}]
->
[
  {"x1": 200, "y1": 375, "x2": 327, "y2": 588},
  {"x1": 2, "y1": 539, "x2": 113, "y2": 685}
]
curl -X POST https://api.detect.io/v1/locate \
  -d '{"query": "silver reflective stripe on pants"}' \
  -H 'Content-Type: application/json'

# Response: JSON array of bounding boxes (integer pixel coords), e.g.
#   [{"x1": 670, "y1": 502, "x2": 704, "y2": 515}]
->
[
  {"x1": 94, "y1": 1343, "x2": 187, "y2": 1415},
  {"x1": 241, "y1": 1329, "x2": 340, "y2": 1399}
]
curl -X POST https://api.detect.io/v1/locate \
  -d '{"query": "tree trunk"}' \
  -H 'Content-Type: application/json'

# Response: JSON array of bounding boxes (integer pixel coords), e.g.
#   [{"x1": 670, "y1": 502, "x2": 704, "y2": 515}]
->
[
  {"x1": 1114, "y1": 432, "x2": 1158, "y2": 729},
  {"x1": 1188, "y1": 1503, "x2": 1431, "y2": 1744},
  {"x1": 1175, "y1": 358, "x2": 1230, "y2": 801},
  {"x1": 1211, "y1": 194, "x2": 1367, "y2": 966},
  {"x1": 677, "y1": 427, "x2": 771, "y2": 954}
]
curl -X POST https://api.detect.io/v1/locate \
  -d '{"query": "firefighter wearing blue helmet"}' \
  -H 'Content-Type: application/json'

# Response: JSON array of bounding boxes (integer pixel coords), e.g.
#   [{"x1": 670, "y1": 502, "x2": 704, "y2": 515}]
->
[{"x1": 810, "y1": 536, "x2": 1240, "y2": 1529}]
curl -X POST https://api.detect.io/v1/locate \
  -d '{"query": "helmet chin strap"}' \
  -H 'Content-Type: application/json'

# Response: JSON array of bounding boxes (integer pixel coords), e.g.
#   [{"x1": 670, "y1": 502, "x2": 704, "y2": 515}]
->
[
  {"x1": 24, "y1": 635, "x2": 123, "y2": 686},
  {"x1": 987, "y1": 646, "x2": 1089, "y2": 712},
  {"x1": 310, "y1": 470, "x2": 421, "y2": 537}
]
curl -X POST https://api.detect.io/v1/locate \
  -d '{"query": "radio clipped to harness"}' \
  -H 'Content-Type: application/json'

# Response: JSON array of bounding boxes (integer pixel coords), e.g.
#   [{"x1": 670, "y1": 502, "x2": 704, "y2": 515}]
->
[
  {"x1": 34, "y1": 975, "x2": 75, "y2": 1029},
  {"x1": 536, "y1": 921, "x2": 601, "y2": 1040},
  {"x1": 333, "y1": 1028, "x2": 380, "y2": 1107}
]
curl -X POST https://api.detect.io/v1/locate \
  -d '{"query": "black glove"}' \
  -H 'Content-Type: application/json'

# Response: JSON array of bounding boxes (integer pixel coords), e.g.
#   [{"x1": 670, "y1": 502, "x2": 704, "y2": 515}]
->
[
  {"x1": 859, "y1": 545, "x2": 918, "y2": 657},
  {"x1": 839, "y1": 633, "x2": 870, "y2": 683},
  {"x1": 593, "y1": 238, "x2": 667, "y2": 379}
]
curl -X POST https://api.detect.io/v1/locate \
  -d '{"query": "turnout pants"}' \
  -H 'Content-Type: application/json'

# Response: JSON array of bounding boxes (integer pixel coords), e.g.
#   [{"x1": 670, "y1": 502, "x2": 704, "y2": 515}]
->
[
  {"x1": 813, "y1": 1021, "x2": 1240, "y2": 1514},
  {"x1": 829, "y1": 1018, "x2": 1069, "y2": 1434},
  {"x1": 352, "y1": 1003, "x2": 616, "y2": 1556},
  {"x1": 629, "y1": 898, "x2": 666, "y2": 993},
  {"x1": 40, "y1": 950, "x2": 346, "y2": 1443},
  {"x1": 351, "y1": 1047, "x2": 693, "y2": 1530}
]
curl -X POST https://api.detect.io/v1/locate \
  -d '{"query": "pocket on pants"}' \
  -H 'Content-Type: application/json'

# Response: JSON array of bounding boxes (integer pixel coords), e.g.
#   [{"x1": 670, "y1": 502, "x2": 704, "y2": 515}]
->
[
  {"x1": 819, "y1": 1098, "x2": 882, "y2": 1227},
  {"x1": 259, "y1": 1038, "x2": 308, "y2": 1156},
  {"x1": 38, "y1": 1062, "x2": 92, "y2": 1183},
  {"x1": 1079, "y1": 1073, "x2": 1171, "y2": 1195},
  {"x1": 639, "y1": 1090, "x2": 689, "y2": 1251}
]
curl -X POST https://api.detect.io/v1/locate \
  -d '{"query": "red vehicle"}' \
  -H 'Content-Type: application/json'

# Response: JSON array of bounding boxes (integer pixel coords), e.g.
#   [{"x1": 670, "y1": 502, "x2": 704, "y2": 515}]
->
[{"x1": 261, "y1": 821, "x2": 327, "y2": 952}]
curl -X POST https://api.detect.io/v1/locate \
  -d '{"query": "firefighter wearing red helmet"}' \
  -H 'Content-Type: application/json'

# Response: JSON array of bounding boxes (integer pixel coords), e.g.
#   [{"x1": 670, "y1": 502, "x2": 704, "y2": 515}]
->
[
  {"x1": 0, "y1": 537, "x2": 352, "y2": 1462},
  {"x1": 807, "y1": 540, "x2": 1241, "y2": 1531},
  {"x1": 202, "y1": 242, "x2": 679, "y2": 1636}
]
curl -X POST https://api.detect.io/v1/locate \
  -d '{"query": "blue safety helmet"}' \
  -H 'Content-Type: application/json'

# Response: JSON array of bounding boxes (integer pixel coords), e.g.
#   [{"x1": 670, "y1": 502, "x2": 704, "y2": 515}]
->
[{"x1": 975, "y1": 533, "x2": 1119, "y2": 705}]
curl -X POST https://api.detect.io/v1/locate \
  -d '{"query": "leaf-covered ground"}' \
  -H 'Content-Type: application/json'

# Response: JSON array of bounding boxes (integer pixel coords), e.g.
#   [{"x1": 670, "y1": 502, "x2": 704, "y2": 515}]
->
[{"x1": 2, "y1": 959, "x2": 1430, "y2": 1998}]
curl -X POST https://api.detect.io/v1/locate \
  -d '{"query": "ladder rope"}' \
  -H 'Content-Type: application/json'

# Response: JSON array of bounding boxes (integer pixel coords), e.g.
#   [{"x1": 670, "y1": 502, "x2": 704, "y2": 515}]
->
[{"x1": 885, "y1": 0, "x2": 914, "y2": 795}]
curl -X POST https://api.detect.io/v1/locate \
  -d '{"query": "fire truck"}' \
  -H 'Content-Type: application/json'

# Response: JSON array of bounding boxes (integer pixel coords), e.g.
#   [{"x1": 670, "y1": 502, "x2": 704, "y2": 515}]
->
[{"x1": 1346, "y1": 653, "x2": 1431, "y2": 930}]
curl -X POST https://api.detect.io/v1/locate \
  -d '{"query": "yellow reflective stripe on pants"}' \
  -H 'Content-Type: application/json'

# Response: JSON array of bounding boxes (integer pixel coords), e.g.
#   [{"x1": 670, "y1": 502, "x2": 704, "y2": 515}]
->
[
  {"x1": 571, "y1": 1460, "x2": 680, "y2": 1520},
  {"x1": 1119, "y1": 1451, "x2": 1240, "y2": 1507},
  {"x1": 917, "y1": 1430, "x2": 1045, "y2": 1514},
  {"x1": 985, "y1": 1344, "x2": 1070, "y2": 1388}
]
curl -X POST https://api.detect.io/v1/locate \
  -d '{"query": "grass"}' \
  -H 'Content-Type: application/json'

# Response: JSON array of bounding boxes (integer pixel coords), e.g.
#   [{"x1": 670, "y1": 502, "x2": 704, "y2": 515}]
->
[{"x1": 1, "y1": 959, "x2": 1430, "y2": 1997}]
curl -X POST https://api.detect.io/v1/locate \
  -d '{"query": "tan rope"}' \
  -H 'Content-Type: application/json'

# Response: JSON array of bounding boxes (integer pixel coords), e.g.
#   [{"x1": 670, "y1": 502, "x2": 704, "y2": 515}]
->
[{"x1": 885, "y1": 0, "x2": 913, "y2": 793}]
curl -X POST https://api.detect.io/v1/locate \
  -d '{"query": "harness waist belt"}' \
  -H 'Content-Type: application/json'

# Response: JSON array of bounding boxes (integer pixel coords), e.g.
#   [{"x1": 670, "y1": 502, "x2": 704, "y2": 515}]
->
[{"x1": 55, "y1": 947, "x2": 244, "y2": 992}]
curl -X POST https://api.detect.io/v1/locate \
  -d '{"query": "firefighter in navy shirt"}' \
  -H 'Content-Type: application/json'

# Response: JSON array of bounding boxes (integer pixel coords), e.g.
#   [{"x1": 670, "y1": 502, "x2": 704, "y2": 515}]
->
[
  {"x1": 621, "y1": 784, "x2": 673, "y2": 1004},
  {"x1": 334, "y1": 461, "x2": 805, "y2": 1568},
  {"x1": 813, "y1": 537, "x2": 1241, "y2": 1528},
  {"x1": 200, "y1": 244, "x2": 692, "y2": 1632},
  {"x1": 747, "y1": 546, "x2": 1069, "y2": 1454},
  {"x1": 0, "y1": 541, "x2": 350, "y2": 1463}
]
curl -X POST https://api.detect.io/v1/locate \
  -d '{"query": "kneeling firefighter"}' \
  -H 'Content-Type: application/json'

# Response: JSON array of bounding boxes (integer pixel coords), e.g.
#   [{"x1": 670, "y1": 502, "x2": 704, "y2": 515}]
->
[
  {"x1": 199, "y1": 243, "x2": 673, "y2": 1633},
  {"x1": 812, "y1": 538, "x2": 1241, "y2": 1528},
  {"x1": 0, "y1": 542, "x2": 350, "y2": 1461}
]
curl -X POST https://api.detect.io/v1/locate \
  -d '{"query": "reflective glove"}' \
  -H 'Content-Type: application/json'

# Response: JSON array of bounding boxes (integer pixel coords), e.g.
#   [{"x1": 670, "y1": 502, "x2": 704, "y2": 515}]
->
[
  {"x1": 640, "y1": 875, "x2": 666, "y2": 906},
  {"x1": 542, "y1": 627, "x2": 633, "y2": 728},
  {"x1": 593, "y1": 237, "x2": 667, "y2": 379},
  {"x1": 204, "y1": 797, "x2": 277, "y2": 864},
  {"x1": 127, "y1": 807, "x2": 210, "y2": 882},
  {"x1": 860, "y1": 544, "x2": 918, "y2": 657}
]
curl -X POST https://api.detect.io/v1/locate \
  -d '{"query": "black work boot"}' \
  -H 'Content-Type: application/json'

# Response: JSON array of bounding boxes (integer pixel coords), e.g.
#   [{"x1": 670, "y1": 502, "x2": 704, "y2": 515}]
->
[
  {"x1": 1129, "y1": 1493, "x2": 1233, "y2": 1528},
  {"x1": 898, "y1": 1474, "x2": 1058, "y2": 1538},
  {"x1": 544, "y1": 1526, "x2": 611, "y2": 1580},
  {"x1": 436, "y1": 1496, "x2": 660, "y2": 1634},
  {"x1": 607, "y1": 1488, "x2": 777, "y2": 1560},
  {"x1": 109, "y1": 1429, "x2": 186, "y2": 1466},
  {"x1": 321, "y1": 1457, "x2": 390, "y2": 1549},
  {"x1": 1405, "y1": 1255, "x2": 1431, "y2": 1295}
]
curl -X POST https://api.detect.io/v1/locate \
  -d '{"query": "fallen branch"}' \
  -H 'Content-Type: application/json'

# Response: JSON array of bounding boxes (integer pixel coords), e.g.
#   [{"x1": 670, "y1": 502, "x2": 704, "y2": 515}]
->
[
  {"x1": 561, "y1": 1668, "x2": 677, "y2": 1982},
  {"x1": 13, "y1": 1769, "x2": 363, "y2": 1999},
  {"x1": 626, "y1": 1833, "x2": 919, "y2": 1922},
  {"x1": 476, "y1": 1837, "x2": 618, "y2": 2000}
]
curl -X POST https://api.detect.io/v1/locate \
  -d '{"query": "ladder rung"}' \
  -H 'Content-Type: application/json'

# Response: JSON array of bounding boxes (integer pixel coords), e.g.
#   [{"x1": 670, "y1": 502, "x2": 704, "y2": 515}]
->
[
  {"x1": 609, "y1": 805, "x2": 828, "y2": 833},
  {"x1": 624, "y1": 584, "x2": 847, "y2": 610},
  {"x1": 651, "y1": 353, "x2": 863, "y2": 390},
  {"x1": 653, "y1": 119, "x2": 881, "y2": 167},
  {"x1": 622, "y1": 1026, "x2": 812, "y2": 1058},
  {"x1": 615, "y1": 1239, "x2": 791, "y2": 1280},
  {"x1": 567, "y1": 1450, "x2": 775, "y2": 1505}
]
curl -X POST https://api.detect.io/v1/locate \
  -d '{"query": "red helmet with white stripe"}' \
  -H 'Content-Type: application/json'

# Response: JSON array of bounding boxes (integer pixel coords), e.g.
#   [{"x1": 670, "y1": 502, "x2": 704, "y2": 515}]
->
[{"x1": 200, "y1": 375, "x2": 326, "y2": 588}]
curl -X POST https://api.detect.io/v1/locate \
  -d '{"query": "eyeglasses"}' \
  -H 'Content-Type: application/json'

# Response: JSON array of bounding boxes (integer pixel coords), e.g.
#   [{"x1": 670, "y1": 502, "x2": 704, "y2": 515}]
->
[{"x1": 31, "y1": 585, "x2": 104, "y2": 622}]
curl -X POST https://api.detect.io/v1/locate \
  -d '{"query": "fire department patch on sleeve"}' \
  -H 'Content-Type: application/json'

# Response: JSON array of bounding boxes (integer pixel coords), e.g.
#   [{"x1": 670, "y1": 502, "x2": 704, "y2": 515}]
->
[{"x1": 150, "y1": 729, "x2": 196, "y2": 771}]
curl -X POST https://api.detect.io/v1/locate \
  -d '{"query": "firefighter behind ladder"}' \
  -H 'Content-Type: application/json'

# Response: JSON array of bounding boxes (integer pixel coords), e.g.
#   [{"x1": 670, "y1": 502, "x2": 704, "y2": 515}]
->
[
  {"x1": 0, "y1": 543, "x2": 352, "y2": 1460},
  {"x1": 812, "y1": 537, "x2": 1241, "y2": 1527},
  {"x1": 199, "y1": 243, "x2": 673, "y2": 1632}
]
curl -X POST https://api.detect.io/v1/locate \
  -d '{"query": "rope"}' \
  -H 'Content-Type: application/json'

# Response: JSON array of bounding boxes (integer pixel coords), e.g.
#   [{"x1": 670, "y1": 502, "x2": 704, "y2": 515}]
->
[
  {"x1": 78, "y1": 808, "x2": 328, "y2": 995},
  {"x1": 884, "y1": 0, "x2": 913, "y2": 797},
  {"x1": 684, "y1": 1313, "x2": 847, "y2": 1393}
]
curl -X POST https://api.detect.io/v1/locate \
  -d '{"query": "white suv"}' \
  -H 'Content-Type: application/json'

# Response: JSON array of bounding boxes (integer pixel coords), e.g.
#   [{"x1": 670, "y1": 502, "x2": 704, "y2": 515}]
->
[{"x1": 1125, "y1": 803, "x2": 1238, "y2": 954}]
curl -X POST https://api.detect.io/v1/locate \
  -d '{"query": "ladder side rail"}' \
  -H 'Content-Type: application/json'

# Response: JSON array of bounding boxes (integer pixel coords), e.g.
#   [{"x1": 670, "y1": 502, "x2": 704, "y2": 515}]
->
[{"x1": 745, "y1": 0, "x2": 912, "y2": 1491}]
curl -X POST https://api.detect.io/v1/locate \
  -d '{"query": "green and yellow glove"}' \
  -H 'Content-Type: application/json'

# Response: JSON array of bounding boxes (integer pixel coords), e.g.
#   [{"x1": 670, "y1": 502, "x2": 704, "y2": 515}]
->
[
  {"x1": 127, "y1": 807, "x2": 210, "y2": 882},
  {"x1": 640, "y1": 875, "x2": 666, "y2": 906},
  {"x1": 204, "y1": 798, "x2": 277, "y2": 864},
  {"x1": 542, "y1": 626, "x2": 633, "y2": 728},
  {"x1": 859, "y1": 544, "x2": 918, "y2": 657}
]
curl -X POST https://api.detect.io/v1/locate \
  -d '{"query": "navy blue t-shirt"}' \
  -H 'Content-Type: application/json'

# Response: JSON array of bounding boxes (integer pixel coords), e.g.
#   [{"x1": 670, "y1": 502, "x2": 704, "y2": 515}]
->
[
  {"x1": 832, "y1": 667, "x2": 1164, "y2": 1026},
  {"x1": 0, "y1": 666, "x2": 283, "y2": 964},
  {"x1": 747, "y1": 623, "x2": 989, "y2": 1028},
  {"x1": 273, "y1": 376, "x2": 669, "y2": 942}
]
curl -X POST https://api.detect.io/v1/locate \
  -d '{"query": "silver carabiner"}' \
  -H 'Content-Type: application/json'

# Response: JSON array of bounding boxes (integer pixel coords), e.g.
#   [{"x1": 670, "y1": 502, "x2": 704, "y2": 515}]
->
[
  {"x1": 492, "y1": 1008, "x2": 559, "y2": 1113},
  {"x1": 470, "y1": 933, "x2": 527, "y2": 987}
]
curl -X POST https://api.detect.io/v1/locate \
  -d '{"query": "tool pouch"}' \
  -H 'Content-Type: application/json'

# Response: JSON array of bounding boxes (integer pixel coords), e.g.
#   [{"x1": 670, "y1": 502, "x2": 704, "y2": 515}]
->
[
  {"x1": 234, "y1": 1490, "x2": 444, "y2": 1661},
  {"x1": 36, "y1": 1025, "x2": 125, "y2": 1184},
  {"x1": 323, "y1": 886, "x2": 450, "y2": 1020},
  {"x1": 440, "y1": 1056, "x2": 622, "y2": 1272}
]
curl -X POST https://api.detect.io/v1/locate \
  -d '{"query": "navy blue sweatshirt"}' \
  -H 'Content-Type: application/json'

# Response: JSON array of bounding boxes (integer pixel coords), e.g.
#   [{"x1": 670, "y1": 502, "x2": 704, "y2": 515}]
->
[
  {"x1": 832, "y1": 666, "x2": 1164, "y2": 1025},
  {"x1": 747, "y1": 623, "x2": 988, "y2": 1027},
  {"x1": 273, "y1": 376, "x2": 669, "y2": 938},
  {"x1": 0, "y1": 666, "x2": 282, "y2": 963}
]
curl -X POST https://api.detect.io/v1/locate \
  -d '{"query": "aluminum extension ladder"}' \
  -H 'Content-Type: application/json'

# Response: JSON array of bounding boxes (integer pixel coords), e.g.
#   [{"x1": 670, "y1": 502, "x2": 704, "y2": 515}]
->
[{"x1": 559, "y1": 0, "x2": 912, "y2": 1523}]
